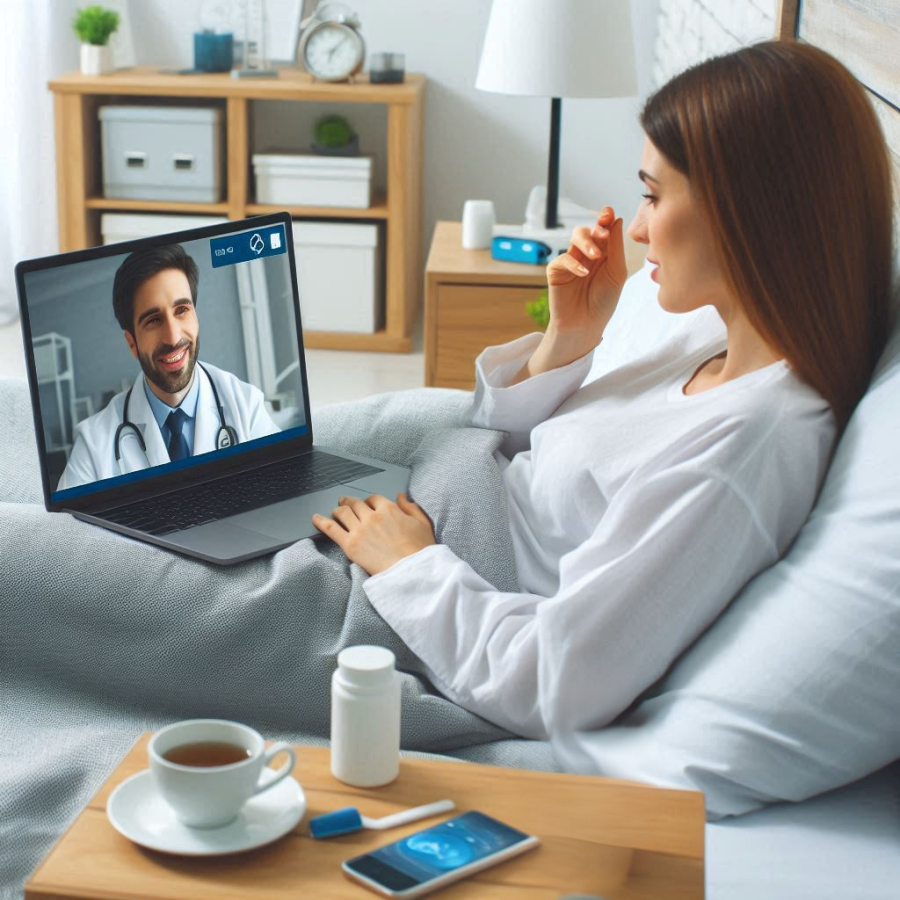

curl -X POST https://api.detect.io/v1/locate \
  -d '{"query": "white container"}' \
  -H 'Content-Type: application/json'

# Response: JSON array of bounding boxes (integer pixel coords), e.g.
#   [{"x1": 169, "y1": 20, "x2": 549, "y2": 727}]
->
[
  {"x1": 293, "y1": 220, "x2": 382, "y2": 333},
  {"x1": 331, "y1": 646, "x2": 400, "y2": 787},
  {"x1": 100, "y1": 106, "x2": 224, "y2": 203},
  {"x1": 101, "y1": 213, "x2": 229, "y2": 245},
  {"x1": 81, "y1": 44, "x2": 113, "y2": 76},
  {"x1": 253, "y1": 153, "x2": 373, "y2": 209}
]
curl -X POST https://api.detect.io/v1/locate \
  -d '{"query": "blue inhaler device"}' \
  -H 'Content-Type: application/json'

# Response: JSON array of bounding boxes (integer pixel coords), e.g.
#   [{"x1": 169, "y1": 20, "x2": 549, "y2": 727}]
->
[{"x1": 491, "y1": 235, "x2": 553, "y2": 265}]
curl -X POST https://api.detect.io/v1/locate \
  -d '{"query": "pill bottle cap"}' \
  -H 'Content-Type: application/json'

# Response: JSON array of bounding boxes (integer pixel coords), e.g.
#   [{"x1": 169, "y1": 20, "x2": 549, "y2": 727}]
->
[{"x1": 337, "y1": 645, "x2": 396, "y2": 688}]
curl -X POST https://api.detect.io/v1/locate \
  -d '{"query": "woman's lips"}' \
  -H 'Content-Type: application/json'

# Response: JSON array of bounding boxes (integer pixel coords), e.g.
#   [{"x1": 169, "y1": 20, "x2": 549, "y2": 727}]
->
[{"x1": 157, "y1": 346, "x2": 188, "y2": 370}]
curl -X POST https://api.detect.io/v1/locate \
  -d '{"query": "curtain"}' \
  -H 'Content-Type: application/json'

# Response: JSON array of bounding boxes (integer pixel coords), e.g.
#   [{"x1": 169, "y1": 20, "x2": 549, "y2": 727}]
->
[{"x1": 0, "y1": 1, "x2": 79, "y2": 324}]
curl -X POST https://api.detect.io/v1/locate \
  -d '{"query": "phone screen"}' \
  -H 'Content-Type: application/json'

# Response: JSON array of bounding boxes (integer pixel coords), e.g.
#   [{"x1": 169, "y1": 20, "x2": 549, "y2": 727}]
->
[{"x1": 344, "y1": 811, "x2": 533, "y2": 892}]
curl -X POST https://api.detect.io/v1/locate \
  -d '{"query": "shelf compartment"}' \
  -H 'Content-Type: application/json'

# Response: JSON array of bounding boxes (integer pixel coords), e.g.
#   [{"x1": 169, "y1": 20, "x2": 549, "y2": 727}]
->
[
  {"x1": 85, "y1": 197, "x2": 230, "y2": 215},
  {"x1": 246, "y1": 197, "x2": 389, "y2": 220}
]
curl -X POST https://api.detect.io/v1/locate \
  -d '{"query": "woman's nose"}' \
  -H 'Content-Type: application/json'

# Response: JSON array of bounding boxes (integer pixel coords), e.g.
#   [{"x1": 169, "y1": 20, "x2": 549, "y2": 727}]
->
[{"x1": 627, "y1": 213, "x2": 648, "y2": 244}]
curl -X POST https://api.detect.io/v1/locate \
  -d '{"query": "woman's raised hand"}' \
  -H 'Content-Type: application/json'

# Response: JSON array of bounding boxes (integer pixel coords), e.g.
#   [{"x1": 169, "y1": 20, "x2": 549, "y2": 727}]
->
[
  {"x1": 546, "y1": 207, "x2": 627, "y2": 351},
  {"x1": 509, "y1": 206, "x2": 628, "y2": 383}
]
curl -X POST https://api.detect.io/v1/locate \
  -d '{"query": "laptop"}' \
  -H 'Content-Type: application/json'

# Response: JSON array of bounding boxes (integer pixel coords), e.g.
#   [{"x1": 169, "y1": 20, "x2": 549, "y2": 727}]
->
[{"x1": 15, "y1": 212, "x2": 410, "y2": 565}]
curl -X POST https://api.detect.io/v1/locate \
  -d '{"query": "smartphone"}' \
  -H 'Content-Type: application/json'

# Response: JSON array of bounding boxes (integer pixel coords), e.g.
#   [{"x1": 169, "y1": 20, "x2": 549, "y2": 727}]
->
[{"x1": 342, "y1": 810, "x2": 540, "y2": 898}]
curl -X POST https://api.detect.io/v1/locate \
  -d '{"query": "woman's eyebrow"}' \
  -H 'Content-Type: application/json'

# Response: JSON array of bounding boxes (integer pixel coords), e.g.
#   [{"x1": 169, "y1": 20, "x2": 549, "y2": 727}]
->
[{"x1": 638, "y1": 169, "x2": 659, "y2": 184}]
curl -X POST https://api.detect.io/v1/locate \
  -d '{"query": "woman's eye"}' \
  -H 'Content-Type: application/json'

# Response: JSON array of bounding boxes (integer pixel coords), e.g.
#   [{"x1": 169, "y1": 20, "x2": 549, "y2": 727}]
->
[{"x1": 641, "y1": 192, "x2": 657, "y2": 205}]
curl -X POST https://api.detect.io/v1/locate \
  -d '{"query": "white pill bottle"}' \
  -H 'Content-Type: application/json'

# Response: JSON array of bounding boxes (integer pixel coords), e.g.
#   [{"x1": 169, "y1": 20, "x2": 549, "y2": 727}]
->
[{"x1": 331, "y1": 645, "x2": 401, "y2": 787}]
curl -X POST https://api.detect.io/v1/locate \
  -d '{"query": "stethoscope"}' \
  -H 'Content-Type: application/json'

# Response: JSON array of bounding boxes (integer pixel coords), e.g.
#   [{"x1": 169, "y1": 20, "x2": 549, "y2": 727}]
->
[{"x1": 114, "y1": 363, "x2": 239, "y2": 465}]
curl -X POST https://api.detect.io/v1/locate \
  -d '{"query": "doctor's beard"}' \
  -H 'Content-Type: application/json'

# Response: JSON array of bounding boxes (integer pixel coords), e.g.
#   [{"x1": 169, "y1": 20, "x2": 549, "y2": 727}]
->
[{"x1": 138, "y1": 336, "x2": 200, "y2": 399}]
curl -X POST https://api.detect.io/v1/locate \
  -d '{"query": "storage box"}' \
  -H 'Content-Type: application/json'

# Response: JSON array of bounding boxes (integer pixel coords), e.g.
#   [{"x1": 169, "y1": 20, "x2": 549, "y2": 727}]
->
[
  {"x1": 100, "y1": 106, "x2": 224, "y2": 203},
  {"x1": 253, "y1": 153, "x2": 373, "y2": 209},
  {"x1": 101, "y1": 213, "x2": 228, "y2": 246},
  {"x1": 293, "y1": 221, "x2": 382, "y2": 333}
]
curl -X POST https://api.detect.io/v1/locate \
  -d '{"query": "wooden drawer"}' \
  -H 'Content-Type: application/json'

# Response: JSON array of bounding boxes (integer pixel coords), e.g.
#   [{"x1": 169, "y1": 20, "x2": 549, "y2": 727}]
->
[{"x1": 431, "y1": 283, "x2": 545, "y2": 388}]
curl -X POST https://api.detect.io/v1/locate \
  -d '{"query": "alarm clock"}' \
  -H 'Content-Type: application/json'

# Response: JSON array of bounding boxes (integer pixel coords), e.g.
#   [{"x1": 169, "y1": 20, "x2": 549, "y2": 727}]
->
[{"x1": 296, "y1": 2, "x2": 365, "y2": 83}]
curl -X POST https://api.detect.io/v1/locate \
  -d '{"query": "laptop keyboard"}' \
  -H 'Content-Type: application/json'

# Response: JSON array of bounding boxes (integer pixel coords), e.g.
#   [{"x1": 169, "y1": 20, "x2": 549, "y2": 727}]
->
[{"x1": 98, "y1": 451, "x2": 383, "y2": 537}]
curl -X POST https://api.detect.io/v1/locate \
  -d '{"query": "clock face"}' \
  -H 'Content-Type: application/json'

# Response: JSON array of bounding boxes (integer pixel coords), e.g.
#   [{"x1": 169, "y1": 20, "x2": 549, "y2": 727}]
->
[{"x1": 302, "y1": 22, "x2": 363, "y2": 81}]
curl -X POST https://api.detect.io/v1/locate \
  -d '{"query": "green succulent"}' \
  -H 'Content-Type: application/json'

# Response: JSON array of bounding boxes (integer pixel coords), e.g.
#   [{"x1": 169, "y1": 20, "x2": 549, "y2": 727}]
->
[
  {"x1": 314, "y1": 115, "x2": 355, "y2": 149},
  {"x1": 73, "y1": 5, "x2": 120, "y2": 46},
  {"x1": 525, "y1": 292, "x2": 550, "y2": 330}
]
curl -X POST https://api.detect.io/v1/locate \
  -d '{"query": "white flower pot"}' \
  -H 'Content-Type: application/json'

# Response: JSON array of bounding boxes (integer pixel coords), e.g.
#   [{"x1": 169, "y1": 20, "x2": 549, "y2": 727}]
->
[{"x1": 80, "y1": 43, "x2": 113, "y2": 76}]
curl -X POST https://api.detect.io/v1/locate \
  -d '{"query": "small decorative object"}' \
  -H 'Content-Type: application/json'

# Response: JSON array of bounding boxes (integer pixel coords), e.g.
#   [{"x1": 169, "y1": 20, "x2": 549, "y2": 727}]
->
[
  {"x1": 461, "y1": 199, "x2": 495, "y2": 250},
  {"x1": 311, "y1": 114, "x2": 359, "y2": 156},
  {"x1": 369, "y1": 52, "x2": 405, "y2": 84},
  {"x1": 296, "y1": 2, "x2": 365, "y2": 83},
  {"x1": 526, "y1": 292, "x2": 550, "y2": 330},
  {"x1": 193, "y1": 31, "x2": 234, "y2": 72},
  {"x1": 233, "y1": 0, "x2": 278, "y2": 79},
  {"x1": 73, "y1": 5, "x2": 120, "y2": 76}
]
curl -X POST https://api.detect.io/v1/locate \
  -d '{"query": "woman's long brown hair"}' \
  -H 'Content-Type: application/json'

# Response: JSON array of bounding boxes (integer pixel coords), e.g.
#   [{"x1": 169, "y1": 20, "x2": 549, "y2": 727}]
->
[{"x1": 640, "y1": 40, "x2": 895, "y2": 428}]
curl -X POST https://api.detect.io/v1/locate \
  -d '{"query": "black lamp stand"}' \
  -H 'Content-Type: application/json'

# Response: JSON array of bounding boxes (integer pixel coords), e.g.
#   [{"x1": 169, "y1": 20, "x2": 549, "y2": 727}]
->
[{"x1": 545, "y1": 97, "x2": 562, "y2": 230}]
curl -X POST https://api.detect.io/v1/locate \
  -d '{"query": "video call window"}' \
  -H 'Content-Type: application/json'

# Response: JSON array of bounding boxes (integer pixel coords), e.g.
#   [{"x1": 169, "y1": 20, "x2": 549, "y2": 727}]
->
[{"x1": 22, "y1": 223, "x2": 308, "y2": 501}]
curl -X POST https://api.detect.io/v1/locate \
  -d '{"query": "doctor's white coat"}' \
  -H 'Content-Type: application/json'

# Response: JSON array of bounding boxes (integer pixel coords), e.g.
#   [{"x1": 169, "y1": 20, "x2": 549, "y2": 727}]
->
[{"x1": 57, "y1": 362, "x2": 280, "y2": 492}]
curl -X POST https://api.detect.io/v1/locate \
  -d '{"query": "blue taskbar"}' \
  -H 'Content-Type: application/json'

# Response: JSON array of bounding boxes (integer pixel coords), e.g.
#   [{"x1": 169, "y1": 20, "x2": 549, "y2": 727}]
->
[
  {"x1": 210, "y1": 225, "x2": 287, "y2": 268},
  {"x1": 52, "y1": 425, "x2": 308, "y2": 503}
]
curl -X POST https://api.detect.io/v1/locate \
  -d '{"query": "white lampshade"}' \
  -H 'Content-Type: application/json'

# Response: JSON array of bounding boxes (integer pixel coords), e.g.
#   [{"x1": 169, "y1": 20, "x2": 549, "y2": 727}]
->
[{"x1": 476, "y1": 0, "x2": 637, "y2": 99}]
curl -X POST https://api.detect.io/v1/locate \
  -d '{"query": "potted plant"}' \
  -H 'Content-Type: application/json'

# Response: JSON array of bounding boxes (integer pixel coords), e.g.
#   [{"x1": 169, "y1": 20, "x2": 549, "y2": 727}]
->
[
  {"x1": 73, "y1": 6, "x2": 120, "y2": 76},
  {"x1": 525, "y1": 291, "x2": 550, "y2": 331}
]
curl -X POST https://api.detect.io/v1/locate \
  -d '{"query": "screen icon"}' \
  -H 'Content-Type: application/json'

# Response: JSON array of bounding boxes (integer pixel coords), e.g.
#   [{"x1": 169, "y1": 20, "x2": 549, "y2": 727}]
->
[
  {"x1": 250, "y1": 233, "x2": 265, "y2": 255},
  {"x1": 270, "y1": 232, "x2": 282, "y2": 250}
]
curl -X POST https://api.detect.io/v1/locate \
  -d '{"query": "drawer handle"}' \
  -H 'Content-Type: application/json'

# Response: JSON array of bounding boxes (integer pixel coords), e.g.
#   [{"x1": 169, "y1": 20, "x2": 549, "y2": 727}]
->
[
  {"x1": 125, "y1": 151, "x2": 147, "y2": 168},
  {"x1": 173, "y1": 154, "x2": 195, "y2": 171}
]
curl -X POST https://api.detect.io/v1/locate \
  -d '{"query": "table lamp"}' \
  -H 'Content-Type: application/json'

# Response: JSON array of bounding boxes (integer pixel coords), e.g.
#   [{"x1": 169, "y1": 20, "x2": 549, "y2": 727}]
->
[{"x1": 476, "y1": 0, "x2": 637, "y2": 241}]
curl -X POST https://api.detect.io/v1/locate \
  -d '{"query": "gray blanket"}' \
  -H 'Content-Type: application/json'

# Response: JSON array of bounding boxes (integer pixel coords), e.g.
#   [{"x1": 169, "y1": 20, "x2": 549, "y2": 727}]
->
[{"x1": 0, "y1": 377, "x2": 557, "y2": 900}]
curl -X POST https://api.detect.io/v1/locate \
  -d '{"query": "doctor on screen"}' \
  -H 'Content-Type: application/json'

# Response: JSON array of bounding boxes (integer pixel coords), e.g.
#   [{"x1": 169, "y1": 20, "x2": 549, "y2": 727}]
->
[{"x1": 57, "y1": 244, "x2": 280, "y2": 492}]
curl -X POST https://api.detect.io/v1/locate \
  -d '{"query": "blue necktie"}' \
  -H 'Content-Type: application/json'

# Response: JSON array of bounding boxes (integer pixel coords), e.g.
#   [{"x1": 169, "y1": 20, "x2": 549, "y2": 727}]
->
[{"x1": 166, "y1": 408, "x2": 190, "y2": 462}]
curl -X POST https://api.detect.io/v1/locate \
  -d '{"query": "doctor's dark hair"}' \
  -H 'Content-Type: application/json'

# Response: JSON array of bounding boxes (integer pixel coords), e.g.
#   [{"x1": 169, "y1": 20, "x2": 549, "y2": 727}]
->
[
  {"x1": 640, "y1": 40, "x2": 895, "y2": 429},
  {"x1": 112, "y1": 244, "x2": 200, "y2": 335}
]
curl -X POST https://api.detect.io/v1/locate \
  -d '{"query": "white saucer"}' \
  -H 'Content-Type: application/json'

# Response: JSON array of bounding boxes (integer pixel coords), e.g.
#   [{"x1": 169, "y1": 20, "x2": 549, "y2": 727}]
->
[{"x1": 106, "y1": 768, "x2": 306, "y2": 856}]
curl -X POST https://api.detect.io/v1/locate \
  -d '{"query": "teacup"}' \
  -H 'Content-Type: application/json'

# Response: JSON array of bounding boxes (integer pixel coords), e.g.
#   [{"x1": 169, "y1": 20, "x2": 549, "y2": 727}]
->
[{"x1": 149, "y1": 719, "x2": 296, "y2": 829}]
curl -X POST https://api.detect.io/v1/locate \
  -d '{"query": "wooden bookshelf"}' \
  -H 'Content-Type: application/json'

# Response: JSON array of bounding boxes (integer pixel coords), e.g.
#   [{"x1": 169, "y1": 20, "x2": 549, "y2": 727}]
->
[{"x1": 48, "y1": 68, "x2": 425, "y2": 352}]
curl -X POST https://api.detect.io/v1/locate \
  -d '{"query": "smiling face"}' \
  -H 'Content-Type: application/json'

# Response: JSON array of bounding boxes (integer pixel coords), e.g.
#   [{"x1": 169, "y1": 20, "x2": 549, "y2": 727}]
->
[
  {"x1": 124, "y1": 268, "x2": 200, "y2": 401},
  {"x1": 627, "y1": 136, "x2": 735, "y2": 318}
]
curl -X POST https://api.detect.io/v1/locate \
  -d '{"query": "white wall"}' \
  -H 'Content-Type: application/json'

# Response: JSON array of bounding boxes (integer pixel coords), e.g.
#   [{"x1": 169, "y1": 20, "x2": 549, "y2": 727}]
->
[
  {"x1": 122, "y1": 0, "x2": 662, "y2": 266},
  {"x1": 653, "y1": 0, "x2": 776, "y2": 85}
]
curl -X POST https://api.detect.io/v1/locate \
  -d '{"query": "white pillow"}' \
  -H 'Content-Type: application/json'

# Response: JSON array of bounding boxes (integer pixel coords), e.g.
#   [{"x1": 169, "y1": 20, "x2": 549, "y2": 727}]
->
[{"x1": 579, "y1": 261, "x2": 900, "y2": 819}]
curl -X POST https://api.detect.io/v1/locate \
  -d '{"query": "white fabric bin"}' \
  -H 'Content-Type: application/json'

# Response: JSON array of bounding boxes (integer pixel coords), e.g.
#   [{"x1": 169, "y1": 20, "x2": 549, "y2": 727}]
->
[
  {"x1": 293, "y1": 221, "x2": 382, "y2": 333},
  {"x1": 100, "y1": 106, "x2": 224, "y2": 203},
  {"x1": 101, "y1": 213, "x2": 228, "y2": 245},
  {"x1": 254, "y1": 154, "x2": 373, "y2": 209}
]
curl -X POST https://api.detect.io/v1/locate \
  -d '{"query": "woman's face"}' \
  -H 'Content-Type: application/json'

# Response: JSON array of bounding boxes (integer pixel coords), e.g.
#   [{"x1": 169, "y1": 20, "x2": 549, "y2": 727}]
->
[{"x1": 627, "y1": 136, "x2": 733, "y2": 316}]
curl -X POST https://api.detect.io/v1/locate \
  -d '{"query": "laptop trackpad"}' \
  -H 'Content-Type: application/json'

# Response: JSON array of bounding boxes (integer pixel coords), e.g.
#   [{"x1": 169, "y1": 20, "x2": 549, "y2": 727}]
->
[{"x1": 227, "y1": 487, "x2": 347, "y2": 542}]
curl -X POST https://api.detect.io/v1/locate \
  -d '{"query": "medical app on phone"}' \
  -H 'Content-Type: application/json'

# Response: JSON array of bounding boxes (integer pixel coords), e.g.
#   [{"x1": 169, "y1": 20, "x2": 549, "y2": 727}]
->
[{"x1": 343, "y1": 811, "x2": 537, "y2": 895}]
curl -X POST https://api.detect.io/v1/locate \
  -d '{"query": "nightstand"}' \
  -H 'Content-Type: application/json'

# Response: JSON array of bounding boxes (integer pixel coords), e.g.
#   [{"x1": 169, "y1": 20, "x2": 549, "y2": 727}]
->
[{"x1": 424, "y1": 222, "x2": 549, "y2": 389}]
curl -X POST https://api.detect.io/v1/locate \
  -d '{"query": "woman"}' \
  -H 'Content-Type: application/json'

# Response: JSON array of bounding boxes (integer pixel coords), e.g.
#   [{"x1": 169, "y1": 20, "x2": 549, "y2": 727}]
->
[{"x1": 313, "y1": 41, "x2": 895, "y2": 770}]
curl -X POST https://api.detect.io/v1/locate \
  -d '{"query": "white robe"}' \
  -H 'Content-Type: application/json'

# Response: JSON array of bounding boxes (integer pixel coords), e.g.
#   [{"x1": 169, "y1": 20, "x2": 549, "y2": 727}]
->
[
  {"x1": 363, "y1": 331, "x2": 836, "y2": 773},
  {"x1": 57, "y1": 362, "x2": 280, "y2": 492}
]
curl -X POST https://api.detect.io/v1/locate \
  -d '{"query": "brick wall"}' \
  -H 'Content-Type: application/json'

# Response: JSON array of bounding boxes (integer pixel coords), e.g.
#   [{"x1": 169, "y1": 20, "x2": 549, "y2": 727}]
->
[{"x1": 653, "y1": 0, "x2": 777, "y2": 87}]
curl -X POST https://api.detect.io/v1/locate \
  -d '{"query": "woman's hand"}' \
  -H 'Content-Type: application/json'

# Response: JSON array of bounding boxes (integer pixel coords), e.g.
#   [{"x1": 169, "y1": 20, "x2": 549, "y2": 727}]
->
[
  {"x1": 513, "y1": 207, "x2": 627, "y2": 383},
  {"x1": 312, "y1": 493, "x2": 436, "y2": 576}
]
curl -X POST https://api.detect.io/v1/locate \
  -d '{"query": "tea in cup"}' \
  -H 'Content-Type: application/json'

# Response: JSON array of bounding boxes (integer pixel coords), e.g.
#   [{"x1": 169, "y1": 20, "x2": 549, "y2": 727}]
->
[{"x1": 149, "y1": 719, "x2": 296, "y2": 829}]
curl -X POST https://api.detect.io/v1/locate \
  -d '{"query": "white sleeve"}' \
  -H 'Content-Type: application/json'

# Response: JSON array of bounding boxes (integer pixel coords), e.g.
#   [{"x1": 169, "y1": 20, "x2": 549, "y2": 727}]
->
[
  {"x1": 470, "y1": 333, "x2": 595, "y2": 457},
  {"x1": 56, "y1": 430, "x2": 98, "y2": 492},
  {"x1": 247, "y1": 387, "x2": 281, "y2": 439},
  {"x1": 363, "y1": 464, "x2": 778, "y2": 744}
]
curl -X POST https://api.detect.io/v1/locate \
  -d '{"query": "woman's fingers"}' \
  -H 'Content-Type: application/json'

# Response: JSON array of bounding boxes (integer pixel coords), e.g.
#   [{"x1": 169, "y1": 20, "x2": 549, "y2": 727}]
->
[
  {"x1": 397, "y1": 493, "x2": 434, "y2": 528},
  {"x1": 312, "y1": 513, "x2": 348, "y2": 547},
  {"x1": 548, "y1": 252, "x2": 592, "y2": 285}
]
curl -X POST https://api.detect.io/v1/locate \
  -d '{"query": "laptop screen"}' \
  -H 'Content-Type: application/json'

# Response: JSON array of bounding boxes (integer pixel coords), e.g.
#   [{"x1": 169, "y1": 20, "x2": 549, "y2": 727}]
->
[{"x1": 17, "y1": 215, "x2": 310, "y2": 506}]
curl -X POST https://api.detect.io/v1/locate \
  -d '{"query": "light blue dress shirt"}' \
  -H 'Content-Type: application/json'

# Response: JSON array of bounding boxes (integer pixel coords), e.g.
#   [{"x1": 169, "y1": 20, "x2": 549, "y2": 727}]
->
[{"x1": 143, "y1": 371, "x2": 200, "y2": 458}]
